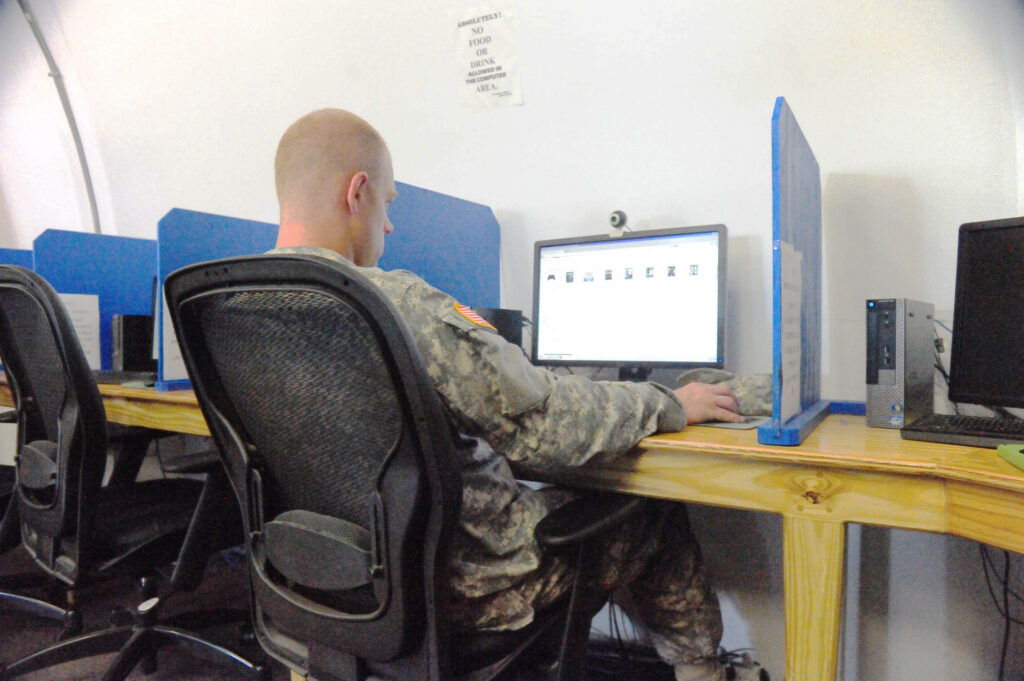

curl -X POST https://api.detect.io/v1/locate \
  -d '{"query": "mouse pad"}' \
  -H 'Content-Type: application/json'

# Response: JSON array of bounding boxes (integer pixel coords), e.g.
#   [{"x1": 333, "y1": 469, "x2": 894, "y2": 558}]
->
[{"x1": 693, "y1": 415, "x2": 770, "y2": 430}]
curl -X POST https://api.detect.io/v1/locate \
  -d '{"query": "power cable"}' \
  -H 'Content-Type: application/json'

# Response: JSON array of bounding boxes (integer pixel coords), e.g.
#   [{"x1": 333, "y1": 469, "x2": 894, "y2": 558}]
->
[{"x1": 980, "y1": 545, "x2": 1022, "y2": 681}]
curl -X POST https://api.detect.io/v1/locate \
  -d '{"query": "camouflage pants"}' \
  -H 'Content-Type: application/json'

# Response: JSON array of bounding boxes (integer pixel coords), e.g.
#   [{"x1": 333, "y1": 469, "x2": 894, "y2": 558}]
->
[{"x1": 449, "y1": 488, "x2": 723, "y2": 666}]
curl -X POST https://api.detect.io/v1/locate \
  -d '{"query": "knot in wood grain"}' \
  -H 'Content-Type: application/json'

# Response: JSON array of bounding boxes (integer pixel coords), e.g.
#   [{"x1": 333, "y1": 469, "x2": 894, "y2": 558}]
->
[{"x1": 791, "y1": 472, "x2": 837, "y2": 513}]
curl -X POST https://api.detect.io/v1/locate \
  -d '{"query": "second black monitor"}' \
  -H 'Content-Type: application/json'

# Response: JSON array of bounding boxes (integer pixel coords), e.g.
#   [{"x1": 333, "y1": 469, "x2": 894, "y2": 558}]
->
[{"x1": 948, "y1": 216, "x2": 1024, "y2": 408}]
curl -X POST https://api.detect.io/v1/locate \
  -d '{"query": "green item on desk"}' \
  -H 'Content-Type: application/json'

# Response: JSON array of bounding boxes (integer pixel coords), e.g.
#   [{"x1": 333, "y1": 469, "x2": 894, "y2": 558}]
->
[{"x1": 997, "y1": 444, "x2": 1024, "y2": 472}]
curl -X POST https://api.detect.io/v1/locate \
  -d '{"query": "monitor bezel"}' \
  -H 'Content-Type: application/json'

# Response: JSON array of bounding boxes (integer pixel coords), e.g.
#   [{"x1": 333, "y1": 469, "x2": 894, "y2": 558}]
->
[
  {"x1": 948, "y1": 216, "x2": 1024, "y2": 408},
  {"x1": 530, "y1": 224, "x2": 727, "y2": 372}
]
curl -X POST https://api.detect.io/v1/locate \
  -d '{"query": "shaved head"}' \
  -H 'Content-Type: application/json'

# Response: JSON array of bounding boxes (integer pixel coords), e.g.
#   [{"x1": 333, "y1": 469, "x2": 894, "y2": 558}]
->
[
  {"x1": 275, "y1": 109, "x2": 388, "y2": 222},
  {"x1": 273, "y1": 109, "x2": 398, "y2": 266}
]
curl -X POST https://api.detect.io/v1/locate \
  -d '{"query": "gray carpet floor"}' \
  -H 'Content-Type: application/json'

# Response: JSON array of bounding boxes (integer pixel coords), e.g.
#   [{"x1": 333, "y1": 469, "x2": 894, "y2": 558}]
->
[{"x1": 2, "y1": 547, "x2": 667, "y2": 681}]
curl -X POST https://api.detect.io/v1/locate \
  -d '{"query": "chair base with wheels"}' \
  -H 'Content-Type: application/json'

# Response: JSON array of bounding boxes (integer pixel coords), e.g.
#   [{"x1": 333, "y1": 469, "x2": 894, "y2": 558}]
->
[
  {"x1": 1, "y1": 469, "x2": 267, "y2": 681},
  {"x1": 3, "y1": 592, "x2": 265, "y2": 681},
  {"x1": 0, "y1": 572, "x2": 83, "y2": 641}
]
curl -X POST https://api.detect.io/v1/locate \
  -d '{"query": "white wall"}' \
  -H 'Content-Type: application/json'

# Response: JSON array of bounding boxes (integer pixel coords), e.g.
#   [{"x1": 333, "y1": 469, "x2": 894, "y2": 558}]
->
[
  {"x1": 2, "y1": 1, "x2": 1023, "y2": 679},
  {"x1": 0, "y1": 1, "x2": 86, "y2": 240}
]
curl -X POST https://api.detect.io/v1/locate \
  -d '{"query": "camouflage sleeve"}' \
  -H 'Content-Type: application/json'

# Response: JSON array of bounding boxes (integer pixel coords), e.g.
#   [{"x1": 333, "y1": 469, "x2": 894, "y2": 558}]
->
[
  {"x1": 678, "y1": 368, "x2": 772, "y2": 416},
  {"x1": 389, "y1": 274, "x2": 687, "y2": 467}
]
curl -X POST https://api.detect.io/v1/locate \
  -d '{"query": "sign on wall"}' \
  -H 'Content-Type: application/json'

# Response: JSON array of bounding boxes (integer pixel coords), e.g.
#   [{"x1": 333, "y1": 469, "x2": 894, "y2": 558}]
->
[{"x1": 454, "y1": 4, "x2": 523, "y2": 107}]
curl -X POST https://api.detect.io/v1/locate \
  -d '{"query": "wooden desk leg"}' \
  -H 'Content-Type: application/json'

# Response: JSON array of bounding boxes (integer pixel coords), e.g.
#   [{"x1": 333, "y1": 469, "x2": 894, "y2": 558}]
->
[{"x1": 783, "y1": 516, "x2": 845, "y2": 681}]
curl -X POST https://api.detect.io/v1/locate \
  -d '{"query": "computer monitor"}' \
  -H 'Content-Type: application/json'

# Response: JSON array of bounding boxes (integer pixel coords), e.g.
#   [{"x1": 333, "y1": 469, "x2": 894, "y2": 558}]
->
[
  {"x1": 948, "y1": 216, "x2": 1024, "y2": 408},
  {"x1": 532, "y1": 225, "x2": 726, "y2": 380}
]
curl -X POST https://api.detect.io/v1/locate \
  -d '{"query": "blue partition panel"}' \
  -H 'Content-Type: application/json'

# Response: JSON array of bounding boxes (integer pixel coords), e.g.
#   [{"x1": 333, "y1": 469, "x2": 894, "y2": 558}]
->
[
  {"x1": 33, "y1": 230, "x2": 157, "y2": 370},
  {"x1": 156, "y1": 208, "x2": 278, "y2": 389},
  {"x1": 156, "y1": 187, "x2": 500, "y2": 388},
  {"x1": 758, "y1": 97, "x2": 829, "y2": 445},
  {"x1": 157, "y1": 208, "x2": 278, "y2": 283},
  {"x1": 0, "y1": 248, "x2": 33, "y2": 269},
  {"x1": 382, "y1": 181, "x2": 500, "y2": 308}
]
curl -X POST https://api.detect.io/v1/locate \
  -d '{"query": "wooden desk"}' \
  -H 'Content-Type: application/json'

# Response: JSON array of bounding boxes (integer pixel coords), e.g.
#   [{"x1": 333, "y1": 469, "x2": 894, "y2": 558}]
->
[
  {"x1": 4, "y1": 384, "x2": 1023, "y2": 681},
  {"x1": 0, "y1": 382, "x2": 210, "y2": 437},
  {"x1": 518, "y1": 414, "x2": 1024, "y2": 681}
]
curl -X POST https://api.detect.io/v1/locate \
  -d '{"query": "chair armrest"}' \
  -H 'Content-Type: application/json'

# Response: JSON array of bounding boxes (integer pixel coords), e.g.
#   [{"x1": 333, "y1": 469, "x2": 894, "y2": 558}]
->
[
  {"x1": 534, "y1": 492, "x2": 646, "y2": 548},
  {"x1": 160, "y1": 448, "x2": 222, "y2": 475},
  {"x1": 0, "y1": 410, "x2": 17, "y2": 423}
]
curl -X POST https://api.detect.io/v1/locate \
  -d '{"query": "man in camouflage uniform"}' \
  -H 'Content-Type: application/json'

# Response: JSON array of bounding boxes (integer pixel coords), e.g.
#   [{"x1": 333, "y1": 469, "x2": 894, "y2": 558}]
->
[{"x1": 271, "y1": 108, "x2": 768, "y2": 681}]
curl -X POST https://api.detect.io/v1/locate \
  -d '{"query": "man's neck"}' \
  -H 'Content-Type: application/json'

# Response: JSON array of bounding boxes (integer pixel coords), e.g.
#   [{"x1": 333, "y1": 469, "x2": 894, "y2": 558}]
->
[{"x1": 276, "y1": 220, "x2": 354, "y2": 262}]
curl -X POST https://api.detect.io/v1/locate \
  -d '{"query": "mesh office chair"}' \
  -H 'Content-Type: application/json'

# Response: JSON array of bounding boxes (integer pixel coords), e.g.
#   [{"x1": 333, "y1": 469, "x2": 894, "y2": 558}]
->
[
  {"x1": 0, "y1": 415, "x2": 81, "y2": 636},
  {"x1": 166, "y1": 253, "x2": 646, "y2": 681},
  {"x1": 0, "y1": 316, "x2": 200, "y2": 642},
  {"x1": 0, "y1": 265, "x2": 263, "y2": 680}
]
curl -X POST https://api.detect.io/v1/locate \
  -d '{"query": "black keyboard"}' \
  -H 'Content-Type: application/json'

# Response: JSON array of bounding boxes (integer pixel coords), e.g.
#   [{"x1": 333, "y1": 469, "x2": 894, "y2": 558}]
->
[{"x1": 901, "y1": 413, "x2": 1024, "y2": 448}]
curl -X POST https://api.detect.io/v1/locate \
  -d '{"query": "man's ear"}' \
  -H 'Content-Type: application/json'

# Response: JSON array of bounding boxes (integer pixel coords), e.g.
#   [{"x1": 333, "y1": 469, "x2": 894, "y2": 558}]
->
[{"x1": 344, "y1": 171, "x2": 369, "y2": 214}]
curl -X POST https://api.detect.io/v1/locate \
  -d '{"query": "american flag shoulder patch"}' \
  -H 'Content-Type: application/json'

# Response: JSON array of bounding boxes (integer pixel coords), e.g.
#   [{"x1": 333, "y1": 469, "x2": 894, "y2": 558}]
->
[{"x1": 454, "y1": 303, "x2": 497, "y2": 331}]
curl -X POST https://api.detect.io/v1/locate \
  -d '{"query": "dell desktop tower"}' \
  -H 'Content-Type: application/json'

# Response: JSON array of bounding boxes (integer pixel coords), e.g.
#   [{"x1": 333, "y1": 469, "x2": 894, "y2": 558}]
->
[{"x1": 866, "y1": 298, "x2": 934, "y2": 428}]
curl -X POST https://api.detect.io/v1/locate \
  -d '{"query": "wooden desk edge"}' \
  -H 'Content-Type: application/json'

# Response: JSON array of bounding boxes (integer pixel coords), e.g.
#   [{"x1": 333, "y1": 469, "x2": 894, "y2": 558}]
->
[
  {"x1": 0, "y1": 382, "x2": 211, "y2": 437},
  {"x1": 642, "y1": 416, "x2": 1024, "y2": 494}
]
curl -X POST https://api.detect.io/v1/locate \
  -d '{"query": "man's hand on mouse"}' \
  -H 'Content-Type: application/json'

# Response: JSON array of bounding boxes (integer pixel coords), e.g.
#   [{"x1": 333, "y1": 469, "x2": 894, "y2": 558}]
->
[{"x1": 674, "y1": 382, "x2": 744, "y2": 424}]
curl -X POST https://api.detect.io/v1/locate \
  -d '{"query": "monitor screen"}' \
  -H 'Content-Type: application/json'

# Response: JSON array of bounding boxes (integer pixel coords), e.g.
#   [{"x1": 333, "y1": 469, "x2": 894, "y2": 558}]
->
[
  {"x1": 949, "y1": 216, "x2": 1024, "y2": 408},
  {"x1": 531, "y1": 225, "x2": 726, "y2": 373}
]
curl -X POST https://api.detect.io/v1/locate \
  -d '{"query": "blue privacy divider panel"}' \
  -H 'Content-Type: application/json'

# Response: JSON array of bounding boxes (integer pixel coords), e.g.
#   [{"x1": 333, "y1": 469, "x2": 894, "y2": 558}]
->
[
  {"x1": 830, "y1": 400, "x2": 866, "y2": 415},
  {"x1": 157, "y1": 208, "x2": 278, "y2": 286},
  {"x1": 156, "y1": 186, "x2": 500, "y2": 389},
  {"x1": 758, "y1": 97, "x2": 829, "y2": 446},
  {"x1": 33, "y1": 230, "x2": 157, "y2": 371},
  {"x1": 381, "y1": 181, "x2": 500, "y2": 308},
  {"x1": 0, "y1": 248, "x2": 33, "y2": 269},
  {"x1": 156, "y1": 208, "x2": 278, "y2": 390}
]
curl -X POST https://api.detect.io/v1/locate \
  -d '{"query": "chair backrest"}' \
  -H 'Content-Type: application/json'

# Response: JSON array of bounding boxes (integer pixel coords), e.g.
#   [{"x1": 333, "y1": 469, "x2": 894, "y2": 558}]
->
[
  {"x1": 166, "y1": 254, "x2": 462, "y2": 680},
  {"x1": 0, "y1": 265, "x2": 108, "y2": 584}
]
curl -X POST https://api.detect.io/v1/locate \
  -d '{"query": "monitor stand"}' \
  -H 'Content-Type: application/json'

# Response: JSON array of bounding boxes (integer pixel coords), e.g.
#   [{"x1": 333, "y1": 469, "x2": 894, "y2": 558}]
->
[{"x1": 618, "y1": 366, "x2": 650, "y2": 382}]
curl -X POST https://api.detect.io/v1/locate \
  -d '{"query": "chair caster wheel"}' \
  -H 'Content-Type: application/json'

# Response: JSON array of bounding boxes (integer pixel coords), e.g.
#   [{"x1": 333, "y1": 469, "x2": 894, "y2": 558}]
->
[{"x1": 58, "y1": 610, "x2": 83, "y2": 640}]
